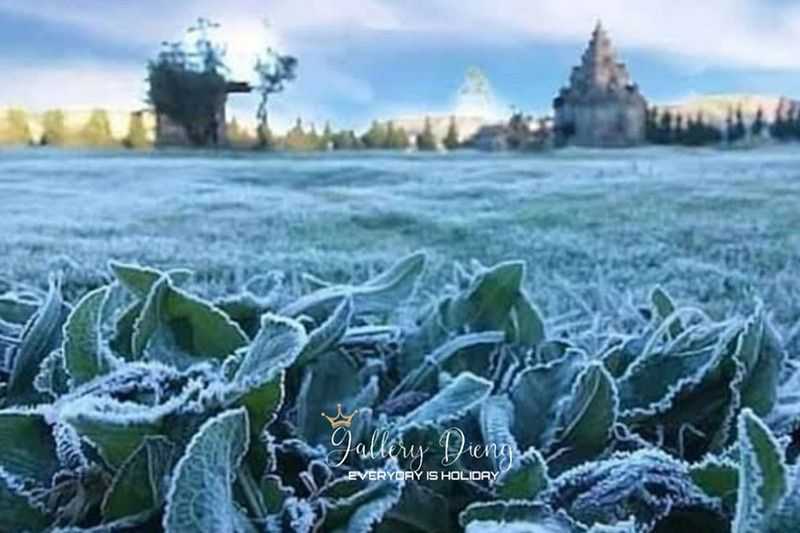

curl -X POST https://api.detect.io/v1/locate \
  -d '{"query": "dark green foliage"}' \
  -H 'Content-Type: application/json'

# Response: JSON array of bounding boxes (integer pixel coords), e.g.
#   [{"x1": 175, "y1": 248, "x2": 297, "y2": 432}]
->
[
  {"x1": 0, "y1": 108, "x2": 32, "y2": 145},
  {"x1": 443, "y1": 116, "x2": 460, "y2": 150},
  {"x1": 147, "y1": 19, "x2": 229, "y2": 146},
  {"x1": 417, "y1": 116, "x2": 438, "y2": 151},
  {"x1": 283, "y1": 118, "x2": 319, "y2": 151},
  {"x1": 384, "y1": 121, "x2": 410, "y2": 149},
  {"x1": 123, "y1": 112, "x2": 150, "y2": 149},
  {"x1": 40, "y1": 109, "x2": 68, "y2": 146},
  {"x1": 648, "y1": 108, "x2": 722, "y2": 146},
  {"x1": 362, "y1": 120, "x2": 388, "y2": 149},
  {"x1": 751, "y1": 107, "x2": 765, "y2": 138},
  {"x1": 726, "y1": 107, "x2": 747, "y2": 144},
  {"x1": 79, "y1": 109, "x2": 114, "y2": 147},
  {"x1": 1, "y1": 254, "x2": 800, "y2": 532},
  {"x1": 332, "y1": 129, "x2": 362, "y2": 150},
  {"x1": 657, "y1": 110, "x2": 673, "y2": 144}
]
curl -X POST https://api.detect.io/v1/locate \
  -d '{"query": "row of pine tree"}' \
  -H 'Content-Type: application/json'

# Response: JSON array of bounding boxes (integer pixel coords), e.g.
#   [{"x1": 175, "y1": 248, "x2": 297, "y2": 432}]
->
[
  {"x1": 237, "y1": 116, "x2": 460, "y2": 151},
  {"x1": 6, "y1": 105, "x2": 800, "y2": 150},
  {"x1": 644, "y1": 106, "x2": 774, "y2": 146},
  {"x1": 0, "y1": 109, "x2": 149, "y2": 148}
]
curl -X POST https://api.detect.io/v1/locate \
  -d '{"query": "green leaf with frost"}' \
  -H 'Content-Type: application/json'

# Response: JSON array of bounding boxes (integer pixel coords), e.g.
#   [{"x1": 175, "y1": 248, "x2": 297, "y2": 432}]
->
[
  {"x1": 549, "y1": 362, "x2": 617, "y2": 471},
  {"x1": 512, "y1": 289, "x2": 546, "y2": 348},
  {"x1": 280, "y1": 251, "x2": 425, "y2": 320},
  {"x1": 446, "y1": 261, "x2": 525, "y2": 332},
  {"x1": 651, "y1": 286, "x2": 682, "y2": 337},
  {"x1": 767, "y1": 467, "x2": 800, "y2": 532},
  {"x1": 63, "y1": 286, "x2": 112, "y2": 386},
  {"x1": 109, "y1": 300, "x2": 142, "y2": 359},
  {"x1": 733, "y1": 409, "x2": 787, "y2": 533},
  {"x1": 495, "y1": 447, "x2": 549, "y2": 500},
  {"x1": 320, "y1": 459, "x2": 405, "y2": 533},
  {"x1": 296, "y1": 352, "x2": 365, "y2": 445},
  {"x1": 479, "y1": 395, "x2": 519, "y2": 472},
  {"x1": 109, "y1": 261, "x2": 191, "y2": 300},
  {"x1": 398, "y1": 372, "x2": 492, "y2": 429},
  {"x1": 8, "y1": 276, "x2": 68, "y2": 402},
  {"x1": 296, "y1": 296, "x2": 353, "y2": 367},
  {"x1": 690, "y1": 455, "x2": 739, "y2": 512},
  {"x1": 163, "y1": 408, "x2": 252, "y2": 533},
  {"x1": 0, "y1": 293, "x2": 39, "y2": 325},
  {"x1": 0, "y1": 469, "x2": 49, "y2": 531},
  {"x1": 59, "y1": 393, "x2": 187, "y2": 469},
  {"x1": 234, "y1": 313, "x2": 307, "y2": 389},
  {"x1": 736, "y1": 309, "x2": 784, "y2": 417},
  {"x1": 235, "y1": 372, "x2": 284, "y2": 437},
  {"x1": 374, "y1": 481, "x2": 452, "y2": 533},
  {"x1": 460, "y1": 501, "x2": 575, "y2": 533},
  {"x1": 102, "y1": 436, "x2": 176, "y2": 523},
  {"x1": 0, "y1": 409, "x2": 59, "y2": 484},
  {"x1": 132, "y1": 276, "x2": 247, "y2": 364},
  {"x1": 509, "y1": 354, "x2": 585, "y2": 451},
  {"x1": 392, "y1": 331, "x2": 504, "y2": 398},
  {"x1": 546, "y1": 449, "x2": 721, "y2": 528}
]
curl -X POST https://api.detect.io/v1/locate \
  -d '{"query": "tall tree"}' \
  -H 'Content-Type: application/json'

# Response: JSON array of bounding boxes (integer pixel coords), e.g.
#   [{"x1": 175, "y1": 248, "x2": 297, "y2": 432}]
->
[
  {"x1": 148, "y1": 19, "x2": 228, "y2": 146},
  {"x1": 332, "y1": 129, "x2": 360, "y2": 150},
  {"x1": 645, "y1": 106, "x2": 659, "y2": 143},
  {"x1": 673, "y1": 113, "x2": 685, "y2": 145},
  {"x1": 41, "y1": 109, "x2": 68, "y2": 146},
  {"x1": 443, "y1": 116, "x2": 460, "y2": 150},
  {"x1": 416, "y1": 116, "x2": 437, "y2": 151},
  {"x1": 0, "y1": 108, "x2": 31, "y2": 145},
  {"x1": 124, "y1": 112, "x2": 150, "y2": 149},
  {"x1": 80, "y1": 109, "x2": 114, "y2": 147},
  {"x1": 724, "y1": 108, "x2": 734, "y2": 144},
  {"x1": 254, "y1": 29, "x2": 298, "y2": 148},
  {"x1": 657, "y1": 110, "x2": 673, "y2": 145},
  {"x1": 319, "y1": 122, "x2": 334, "y2": 150},
  {"x1": 385, "y1": 121, "x2": 410, "y2": 149},
  {"x1": 732, "y1": 106, "x2": 746, "y2": 143},
  {"x1": 750, "y1": 107, "x2": 765, "y2": 138},
  {"x1": 362, "y1": 121, "x2": 388, "y2": 149},
  {"x1": 284, "y1": 118, "x2": 314, "y2": 151}
]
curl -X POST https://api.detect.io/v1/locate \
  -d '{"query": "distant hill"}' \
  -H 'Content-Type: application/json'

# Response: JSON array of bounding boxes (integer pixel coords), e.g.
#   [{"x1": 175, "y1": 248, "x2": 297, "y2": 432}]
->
[{"x1": 660, "y1": 94, "x2": 799, "y2": 127}]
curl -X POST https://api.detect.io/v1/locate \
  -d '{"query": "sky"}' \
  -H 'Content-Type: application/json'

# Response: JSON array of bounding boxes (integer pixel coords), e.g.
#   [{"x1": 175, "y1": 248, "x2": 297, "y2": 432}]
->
[{"x1": 1, "y1": 0, "x2": 800, "y2": 132}]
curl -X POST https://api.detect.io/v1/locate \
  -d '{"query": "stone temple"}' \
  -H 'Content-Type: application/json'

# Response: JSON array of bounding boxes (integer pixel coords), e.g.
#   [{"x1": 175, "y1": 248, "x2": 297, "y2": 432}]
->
[{"x1": 553, "y1": 22, "x2": 648, "y2": 147}]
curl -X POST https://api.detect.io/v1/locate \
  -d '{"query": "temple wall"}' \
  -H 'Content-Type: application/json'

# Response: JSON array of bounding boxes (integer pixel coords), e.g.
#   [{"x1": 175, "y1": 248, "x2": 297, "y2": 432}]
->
[{"x1": 559, "y1": 100, "x2": 646, "y2": 147}]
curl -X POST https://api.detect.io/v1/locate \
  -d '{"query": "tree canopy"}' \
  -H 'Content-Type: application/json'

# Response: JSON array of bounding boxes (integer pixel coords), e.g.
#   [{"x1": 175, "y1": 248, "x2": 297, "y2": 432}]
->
[{"x1": 147, "y1": 18, "x2": 229, "y2": 146}]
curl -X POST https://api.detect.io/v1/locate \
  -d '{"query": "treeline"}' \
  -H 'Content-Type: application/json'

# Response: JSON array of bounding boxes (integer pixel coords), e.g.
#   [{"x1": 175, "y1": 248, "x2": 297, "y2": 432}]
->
[
  {"x1": 645, "y1": 106, "x2": 773, "y2": 146},
  {"x1": 230, "y1": 116, "x2": 461, "y2": 152},
  {"x1": 0, "y1": 108, "x2": 151, "y2": 148}
]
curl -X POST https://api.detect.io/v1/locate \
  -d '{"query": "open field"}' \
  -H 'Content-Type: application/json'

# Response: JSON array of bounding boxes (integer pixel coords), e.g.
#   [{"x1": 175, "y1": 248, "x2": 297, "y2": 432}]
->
[
  {"x1": 1, "y1": 146, "x2": 800, "y2": 335},
  {"x1": 3, "y1": 145, "x2": 800, "y2": 532}
]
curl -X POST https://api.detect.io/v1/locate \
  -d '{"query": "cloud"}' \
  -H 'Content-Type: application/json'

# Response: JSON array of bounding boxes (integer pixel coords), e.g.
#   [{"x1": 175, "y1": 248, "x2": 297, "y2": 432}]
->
[
  {"x1": 0, "y1": 61, "x2": 147, "y2": 110},
  {"x1": 4, "y1": 0, "x2": 800, "y2": 73},
  {"x1": 2, "y1": 0, "x2": 799, "y2": 129}
]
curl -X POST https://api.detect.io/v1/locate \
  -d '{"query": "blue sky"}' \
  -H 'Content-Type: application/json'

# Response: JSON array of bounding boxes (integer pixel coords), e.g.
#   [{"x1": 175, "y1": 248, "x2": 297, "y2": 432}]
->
[{"x1": 1, "y1": 0, "x2": 800, "y2": 131}]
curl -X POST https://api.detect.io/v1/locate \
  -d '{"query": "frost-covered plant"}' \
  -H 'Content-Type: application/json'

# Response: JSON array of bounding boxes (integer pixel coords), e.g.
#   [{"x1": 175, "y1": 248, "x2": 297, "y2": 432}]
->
[{"x1": 0, "y1": 253, "x2": 797, "y2": 532}]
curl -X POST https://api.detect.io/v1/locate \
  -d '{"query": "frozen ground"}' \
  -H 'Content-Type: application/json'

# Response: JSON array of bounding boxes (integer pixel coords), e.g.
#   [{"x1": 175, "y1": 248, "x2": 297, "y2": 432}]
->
[{"x1": 1, "y1": 146, "x2": 799, "y2": 335}]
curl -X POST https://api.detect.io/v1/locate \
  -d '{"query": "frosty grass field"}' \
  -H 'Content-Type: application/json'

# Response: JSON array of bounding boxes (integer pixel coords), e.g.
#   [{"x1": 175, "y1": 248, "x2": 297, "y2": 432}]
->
[
  {"x1": 2, "y1": 146, "x2": 800, "y2": 532},
  {"x1": 1, "y1": 146, "x2": 799, "y2": 334}
]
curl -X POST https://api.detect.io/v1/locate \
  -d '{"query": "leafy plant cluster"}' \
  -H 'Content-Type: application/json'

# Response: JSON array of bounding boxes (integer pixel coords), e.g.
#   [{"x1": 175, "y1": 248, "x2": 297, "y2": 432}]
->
[{"x1": 0, "y1": 253, "x2": 798, "y2": 532}]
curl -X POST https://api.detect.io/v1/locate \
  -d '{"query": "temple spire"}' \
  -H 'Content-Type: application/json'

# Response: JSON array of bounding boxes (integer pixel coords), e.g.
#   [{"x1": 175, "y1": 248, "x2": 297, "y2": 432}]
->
[{"x1": 553, "y1": 22, "x2": 648, "y2": 147}]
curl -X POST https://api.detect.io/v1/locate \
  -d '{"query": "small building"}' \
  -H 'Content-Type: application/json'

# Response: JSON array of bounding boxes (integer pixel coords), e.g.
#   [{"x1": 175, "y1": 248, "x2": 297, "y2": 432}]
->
[
  {"x1": 155, "y1": 81, "x2": 251, "y2": 147},
  {"x1": 553, "y1": 22, "x2": 647, "y2": 147}
]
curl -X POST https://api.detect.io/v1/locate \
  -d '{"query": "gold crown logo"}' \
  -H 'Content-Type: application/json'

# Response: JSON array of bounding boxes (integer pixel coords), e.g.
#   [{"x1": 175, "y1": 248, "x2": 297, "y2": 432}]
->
[{"x1": 321, "y1": 404, "x2": 356, "y2": 429}]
